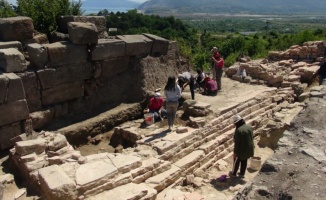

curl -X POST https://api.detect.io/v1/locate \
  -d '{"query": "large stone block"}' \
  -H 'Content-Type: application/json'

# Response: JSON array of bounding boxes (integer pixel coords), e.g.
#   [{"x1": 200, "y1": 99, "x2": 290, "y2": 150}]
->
[
  {"x1": 101, "y1": 57, "x2": 130, "y2": 78},
  {"x1": 75, "y1": 160, "x2": 118, "y2": 191},
  {"x1": 57, "y1": 16, "x2": 106, "y2": 33},
  {"x1": 0, "y1": 41, "x2": 23, "y2": 52},
  {"x1": 0, "y1": 17, "x2": 34, "y2": 41},
  {"x1": 38, "y1": 165, "x2": 77, "y2": 200},
  {"x1": 5, "y1": 73, "x2": 25, "y2": 102},
  {"x1": 27, "y1": 43, "x2": 48, "y2": 69},
  {"x1": 24, "y1": 33, "x2": 49, "y2": 45},
  {"x1": 42, "y1": 81, "x2": 84, "y2": 105},
  {"x1": 0, "y1": 48, "x2": 26, "y2": 73},
  {"x1": 55, "y1": 62, "x2": 93, "y2": 85},
  {"x1": 0, "y1": 100, "x2": 29, "y2": 127},
  {"x1": 67, "y1": 22, "x2": 98, "y2": 45},
  {"x1": 17, "y1": 71, "x2": 42, "y2": 112},
  {"x1": 116, "y1": 35, "x2": 153, "y2": 56},
  {"x1": 43, "y1": 42, "x2": 88, "y2": 67},
  {"x1": 143, "y1": 33, "x2": 169, "y2": 54},
  {"x1": 36, "y1": 69, "x2": 56, "y2": 89},
  {"x1": 0, "y1": 123, "x2": 22, "y2": 150},
  {"x1": 15, "y1": 138, "x2": 46, "y2": 156},
  {"x1": 91, "y1": 39, "x2": 125, "y2": 60}
]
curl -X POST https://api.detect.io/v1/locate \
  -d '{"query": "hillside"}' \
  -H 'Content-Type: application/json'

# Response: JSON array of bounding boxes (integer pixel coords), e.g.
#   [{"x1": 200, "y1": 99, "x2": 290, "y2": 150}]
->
[
  {"x1": 82, "y1": 0, "x2": 140, "y2": 8},
  {"x1": 138, "y1": 0, "x2": 326, "y2": 15}
]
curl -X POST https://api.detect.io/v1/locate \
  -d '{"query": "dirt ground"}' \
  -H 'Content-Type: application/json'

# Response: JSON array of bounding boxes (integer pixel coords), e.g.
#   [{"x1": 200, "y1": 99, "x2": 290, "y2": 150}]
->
[{"x1": 1, "y1": 76, "x2": 325, "y2": 200}]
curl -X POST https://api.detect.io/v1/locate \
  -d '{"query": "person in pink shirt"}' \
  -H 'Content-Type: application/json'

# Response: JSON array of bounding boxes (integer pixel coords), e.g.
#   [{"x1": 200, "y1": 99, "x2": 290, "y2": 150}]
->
[{"x1": 203, "y1": 76, "x2": 218, "y2": 96}]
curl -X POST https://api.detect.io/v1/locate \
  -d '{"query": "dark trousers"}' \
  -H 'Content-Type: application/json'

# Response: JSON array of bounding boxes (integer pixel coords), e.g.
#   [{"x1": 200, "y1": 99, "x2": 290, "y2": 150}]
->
[
  {"x1": 190, "y1": 76, "x2": 195, "y2": 100},
  {"x1": 231, "y1": 157, "x2": 248, "y2": 175},
  {"x1": 216, "y1": 68, "x2": 223, "y2": 90}
]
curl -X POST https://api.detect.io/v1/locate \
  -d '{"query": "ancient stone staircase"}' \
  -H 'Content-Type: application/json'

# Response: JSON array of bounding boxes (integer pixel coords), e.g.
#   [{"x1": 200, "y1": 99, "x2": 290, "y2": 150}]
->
[{"x1": 9, "y1": 87, "x2": 302, "y2": 200}]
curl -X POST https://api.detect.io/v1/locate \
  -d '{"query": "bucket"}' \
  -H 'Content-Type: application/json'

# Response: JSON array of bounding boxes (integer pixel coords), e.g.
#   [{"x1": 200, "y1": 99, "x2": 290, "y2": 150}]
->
[
  {"x1": 144, "y1": 113, "x2": 154, "y2": 125},
  {"x1": 249, "y1": 156, "x2": 262, "y2": 171}
]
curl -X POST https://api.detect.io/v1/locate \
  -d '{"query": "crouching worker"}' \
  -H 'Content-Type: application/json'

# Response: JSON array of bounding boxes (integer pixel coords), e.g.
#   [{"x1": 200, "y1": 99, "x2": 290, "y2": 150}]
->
[
  {"x1": 203, "y1": 76, "x2": 218, "y2": 96},
  {"x1": 144, "y1": 92, "x2": 167, "y2": 122}
]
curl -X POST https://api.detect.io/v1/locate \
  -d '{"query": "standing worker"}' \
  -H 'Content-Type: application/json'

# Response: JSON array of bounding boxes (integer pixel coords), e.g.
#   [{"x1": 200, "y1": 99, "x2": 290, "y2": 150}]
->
[
  {"x1": 178, "y1": 72, "x2": 195, "y2": 100},
  {"x1": 229, "y1": 115, "x2": 254, "y2": 178},
  {"x1": 212, "y1": 55, "x2": 224, "y2": 91},
  {"x1": 164, "y1": 76, "x2": 181, "y2": 131}
]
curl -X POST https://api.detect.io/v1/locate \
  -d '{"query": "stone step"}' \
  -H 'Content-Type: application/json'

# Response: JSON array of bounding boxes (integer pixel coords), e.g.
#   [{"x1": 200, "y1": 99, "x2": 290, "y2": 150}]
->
[
  {"x1": 85, "y1": 183, "x2": 157, "y2": 200},
  {"x1": 145, "y1": 165, "x2": 181, "y2": 192}
]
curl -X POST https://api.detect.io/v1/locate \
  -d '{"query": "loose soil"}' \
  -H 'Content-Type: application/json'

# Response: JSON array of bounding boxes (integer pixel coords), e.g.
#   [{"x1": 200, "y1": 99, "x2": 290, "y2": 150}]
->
[{"x1": 1, "y1": 77, "x2": 325, "y2": 200}]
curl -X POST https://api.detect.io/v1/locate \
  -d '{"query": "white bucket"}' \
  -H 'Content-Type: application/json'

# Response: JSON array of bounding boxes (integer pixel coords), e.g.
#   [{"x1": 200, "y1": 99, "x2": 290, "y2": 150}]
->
[
  {"x1": 249, "y1": 156, "x2": 262, "y2": 171},
  {"x1": 144, "y1": 113, "x2": 154, "y2": 125}
]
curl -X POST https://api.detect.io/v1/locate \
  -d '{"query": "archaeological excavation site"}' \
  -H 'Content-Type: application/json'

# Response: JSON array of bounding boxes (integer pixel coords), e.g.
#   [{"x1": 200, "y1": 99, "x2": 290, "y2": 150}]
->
[{"x1": 1, "y1": 16, "x2": 326, "y2": 200}]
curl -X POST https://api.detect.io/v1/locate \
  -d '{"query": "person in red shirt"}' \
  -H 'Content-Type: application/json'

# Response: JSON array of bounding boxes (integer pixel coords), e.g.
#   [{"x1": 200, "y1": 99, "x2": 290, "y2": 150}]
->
[
  {"x1": 203, "y1": 76, "x2": 218, "y2": 96},
  {"x1": 145, "y1": 92, "x2": 166, "y2": 122},
  {"x1": 212, "y1": 54, "x2": 224, "y2": 91}
]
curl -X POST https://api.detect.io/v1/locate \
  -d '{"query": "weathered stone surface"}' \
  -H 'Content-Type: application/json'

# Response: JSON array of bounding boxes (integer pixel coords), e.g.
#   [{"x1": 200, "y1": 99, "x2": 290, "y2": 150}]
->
[
  {"x1": 0, "y1": 123, "x2": 22, "y2": 150},
  {"x1": 0, "y1": 17, "x2": 34, "y2": 41},
  {"x1": 145, "y1": 165, "x2": 181, "y2": 191},
  {"x1": 55, "y1": 62, "x2": 93, "y2": 85},
  {"x1": 75, "y1": 160, "x2": 118, "y2": 190},
  {"x1": 68, "y1": 22, "x2": 98, "y2": 45},
  {"x1": 91, "y1": 39, "x2": 126, "y2": 60},
  {"x1": 87, "y1": 183, "x2": 149, "y2": 200},
  {"x1": 48, "y1": 134, "x2": 68, "y2": 151},
  {"x1": 43, "y1": 41, "x2": 88, "y2": 67},
  {"x1": 27, "y1": 43, "x2": 48, "y2": 68},
  {"x1": 42, "y1": 81, "x2": 84, "y2": 105},
  {"x1": 30, "y1": 107, "x2": 55, "y2": 129},
  {"x1": 17, "y1": 71, "x2": 42, "y2": 112},
  {"x1": 57, "y1": 16, "x2": 106, "y2": 33},
  {"x1": 36, "y1": 69, "x2": 56, "y2": 89},
  {"x1": 117, "y1": 35, "x2": 153, "y2": 56},
  {"x1": 100, "y1": 57, "x2": 130, "y2": 78},
  {"x1": 0, "y1": 48, "x2": 26, "y2": 72},
  {"x1": 110, "y1": 154, "x2": 142, "y2": 173},
  {"x1": 143, "y1": 33, "x2": 169, "y2": 55},
  {"x1": 24, "y1": 33, "x2": 49, "y2": 45},
  {"x1": 0, "y1": 100, "x2": 29, "y2": 127},
  {"x1": 4, "y1": 73, "x2": 25, "y2": 102},
  {"x1": 0, "y1": 41, "x2": 23, "y2": 52},
  {"x1": 15, "y1": 138, "x2": 46, "y2": 156},
  {"x1": 38, "y1": 165, "x2": 77, "y2": 200},
  {"x1": 49, "y1": 32, "x2": 69, "y2": 43},
  {"x1": 0, "y1": 74, "x2": 9, "y2": 104},
  {"x1": 174, "y1": 150, "x2": 205, "y2": 170}
]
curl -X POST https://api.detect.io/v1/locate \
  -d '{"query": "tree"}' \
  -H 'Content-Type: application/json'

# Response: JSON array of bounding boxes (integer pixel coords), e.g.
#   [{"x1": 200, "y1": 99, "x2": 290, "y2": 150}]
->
[
  {"x1": 16, "y1": 0, "x2": 84, "y2": 34},
  {"x1": 0, "y1": 0, "x2": 16, "y2": 17}
]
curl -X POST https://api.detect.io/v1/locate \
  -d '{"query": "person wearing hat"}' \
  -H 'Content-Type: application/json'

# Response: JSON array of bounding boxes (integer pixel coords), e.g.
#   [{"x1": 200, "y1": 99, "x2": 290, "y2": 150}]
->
[
  {"x1": 145, "y1": 92, "x2": 167, "y2": 122},
  {"x1": 178, "y1": 71, "x2": 195, "y2": 100},
  {"x1": 229, "y1": 115, "x2": 254, "y2": 178}
]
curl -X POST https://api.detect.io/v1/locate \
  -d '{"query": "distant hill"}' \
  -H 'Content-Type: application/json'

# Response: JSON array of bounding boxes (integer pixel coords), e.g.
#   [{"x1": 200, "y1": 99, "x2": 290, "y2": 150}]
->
[
  {"x1": 82, "y1": 0, "x2": 141, "y2": 9},
  {"x1": 138, "y1": 0, "x2": 326, "y2": 15}
]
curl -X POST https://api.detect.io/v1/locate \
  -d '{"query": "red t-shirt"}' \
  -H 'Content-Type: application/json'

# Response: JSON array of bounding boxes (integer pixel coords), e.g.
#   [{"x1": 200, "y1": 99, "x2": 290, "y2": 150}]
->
[
  {"x1": 148, "y1": 97, "x2": 164, "y2": 111},
  {"x1": 216, "y1": 58, "x2": 224, "y2": 69},
  {"x1": 204, "y1": 79, "x2": 218, "y2": 91}
]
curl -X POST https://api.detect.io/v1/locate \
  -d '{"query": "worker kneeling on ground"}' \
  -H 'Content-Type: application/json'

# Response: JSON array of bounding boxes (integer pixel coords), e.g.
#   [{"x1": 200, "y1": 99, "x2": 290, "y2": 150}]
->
[{"x1": 144, "y1": 92, "x2": 167, "y2": 122}]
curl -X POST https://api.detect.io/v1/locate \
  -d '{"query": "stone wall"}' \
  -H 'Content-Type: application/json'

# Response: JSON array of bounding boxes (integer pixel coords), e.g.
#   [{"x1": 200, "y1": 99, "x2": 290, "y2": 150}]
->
[{"x1": 0, "y1": 16, "x2": 190, "y2": 150}]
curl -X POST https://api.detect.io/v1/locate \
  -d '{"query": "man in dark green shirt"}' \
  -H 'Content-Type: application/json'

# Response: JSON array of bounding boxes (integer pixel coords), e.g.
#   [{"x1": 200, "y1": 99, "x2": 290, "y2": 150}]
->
[{"x1": 229, "y1": 115, "x2": 254, "y2": 178}]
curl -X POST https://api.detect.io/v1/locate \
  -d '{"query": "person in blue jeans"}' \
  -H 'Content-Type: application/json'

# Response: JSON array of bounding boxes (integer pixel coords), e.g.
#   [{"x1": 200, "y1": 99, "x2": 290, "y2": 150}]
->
[
  {"x1": 178, "y1": 72, "x2": 195, "y2": 100},
  {"x1": 164, "y1": 76, "x2": 181, "y2": 131}
]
